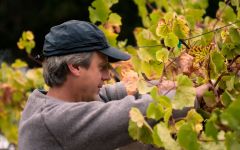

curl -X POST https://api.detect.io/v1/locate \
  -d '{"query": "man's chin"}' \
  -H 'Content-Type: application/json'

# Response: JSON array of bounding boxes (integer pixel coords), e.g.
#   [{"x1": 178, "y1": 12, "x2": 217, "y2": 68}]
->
[{"x1": 83, "y1": 94, "x2": 98, "y2": 102}]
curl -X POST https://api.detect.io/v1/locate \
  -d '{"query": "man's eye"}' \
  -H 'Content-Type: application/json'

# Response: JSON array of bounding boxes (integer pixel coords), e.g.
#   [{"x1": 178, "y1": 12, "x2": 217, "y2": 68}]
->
[
  {"x1": 101, "y1": 65, "x2": 108, "y2": 70},
  {"x1": 101, "y1": 64, "x2": 110, "y2": 70}
]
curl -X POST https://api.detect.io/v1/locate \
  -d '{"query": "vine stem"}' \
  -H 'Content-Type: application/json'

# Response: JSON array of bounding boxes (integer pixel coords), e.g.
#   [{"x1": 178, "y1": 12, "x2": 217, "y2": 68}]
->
[
  {"x1": 214, "y1": 55, "x2": 240, "y2": 87},
  {"x1": 163, "y1": 86, "x2": 176, "y2": 96},
  {"x1": 228, "y1": 55, "x2": 240, "y2": 70},
  {"x1": 213, "y1": 72, "x2": 229, "y2": 88},
  {"x1": 146, "y1": 0, "x2": 155, "y2": 10}
]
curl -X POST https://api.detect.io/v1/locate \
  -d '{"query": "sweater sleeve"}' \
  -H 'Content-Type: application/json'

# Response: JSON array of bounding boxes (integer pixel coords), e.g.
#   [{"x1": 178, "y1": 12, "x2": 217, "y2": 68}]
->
[
  {"x1": 98, "y1": 82, "x2": 128, "y2": 102},
  {"x1": 42, "y1": 95, "x2": 152, "y2": 150}
]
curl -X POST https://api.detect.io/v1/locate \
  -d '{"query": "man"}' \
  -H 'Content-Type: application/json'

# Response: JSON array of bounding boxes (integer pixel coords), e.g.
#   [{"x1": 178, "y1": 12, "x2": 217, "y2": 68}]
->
[{"x1": 18, "y1": 20, "x2": 207, "y2": 150}]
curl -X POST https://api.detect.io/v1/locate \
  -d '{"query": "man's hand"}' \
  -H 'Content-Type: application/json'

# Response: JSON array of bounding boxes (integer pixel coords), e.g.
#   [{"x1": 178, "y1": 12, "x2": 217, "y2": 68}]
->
[
  {"x1": 196, "y1": 83, "x2": 211, "y2": 100},
  {"x1": 179, "y1": 52, "x2": 194, "y2": 75},
  {"x1": 121, "y1": 70, "x2": 139, "y2": 95}
]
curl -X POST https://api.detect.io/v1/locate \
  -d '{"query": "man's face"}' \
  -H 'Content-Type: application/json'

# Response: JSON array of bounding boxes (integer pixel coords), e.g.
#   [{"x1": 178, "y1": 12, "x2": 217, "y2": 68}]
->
[{"x1": 77, "y1": 52, "x2": 110, "y2": 101}]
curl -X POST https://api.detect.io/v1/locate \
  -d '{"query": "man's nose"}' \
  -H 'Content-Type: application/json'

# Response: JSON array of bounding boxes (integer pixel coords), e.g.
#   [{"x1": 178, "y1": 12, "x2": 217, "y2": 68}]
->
[{"x1": 102, "y1": 70, "x2": 111, "y2": 81}]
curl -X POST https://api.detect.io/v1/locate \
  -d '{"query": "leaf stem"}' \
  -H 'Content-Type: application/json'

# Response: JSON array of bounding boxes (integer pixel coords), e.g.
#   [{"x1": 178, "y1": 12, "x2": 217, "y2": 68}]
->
[
  {"x1": 28, "y1": 54, "x2": 42, "y2": 65},
  {"x1": 228, "y1": 55, "x2": 240, "y2": 70}
]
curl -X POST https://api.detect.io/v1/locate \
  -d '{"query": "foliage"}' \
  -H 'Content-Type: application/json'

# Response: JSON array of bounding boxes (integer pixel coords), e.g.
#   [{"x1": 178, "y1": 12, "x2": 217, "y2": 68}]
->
[
  {"x1": 89, "y1": 0, "x2": 240, "y2": 149},
  {"x1": 0, "y1": 31, "x2": 45, "y2": 143}
]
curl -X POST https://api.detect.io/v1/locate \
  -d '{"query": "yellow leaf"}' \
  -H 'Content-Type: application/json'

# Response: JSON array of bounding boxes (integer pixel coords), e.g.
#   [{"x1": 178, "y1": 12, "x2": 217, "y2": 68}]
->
[
  {"x1": 17, "y1": 39, "x2": 25, "y2": 50},
  {"x1": 129, "y1": 107, "x2": 145, "y2": 127},
  {"x1": 26, "y1": 31, "x2": 34, "y2": 40}
]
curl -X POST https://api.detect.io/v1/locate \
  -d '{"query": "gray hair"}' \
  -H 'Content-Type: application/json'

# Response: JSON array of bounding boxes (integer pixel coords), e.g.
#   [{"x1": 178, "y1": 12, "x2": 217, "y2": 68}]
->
[{"x1": 42, "y1": 52, "x2": 93, "y2": 87}]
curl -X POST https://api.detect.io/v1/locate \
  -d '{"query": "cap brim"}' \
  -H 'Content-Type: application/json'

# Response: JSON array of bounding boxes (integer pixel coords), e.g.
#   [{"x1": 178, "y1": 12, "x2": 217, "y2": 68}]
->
[{"x1": 100, "y1": 47, "x2": 131, "y2": 62}]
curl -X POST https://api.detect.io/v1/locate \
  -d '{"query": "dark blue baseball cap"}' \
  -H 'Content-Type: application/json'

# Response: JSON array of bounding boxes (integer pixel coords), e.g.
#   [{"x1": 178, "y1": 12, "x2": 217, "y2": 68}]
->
[{"x1": 43, "y1": 20, "x2": 131, "y2": 62}]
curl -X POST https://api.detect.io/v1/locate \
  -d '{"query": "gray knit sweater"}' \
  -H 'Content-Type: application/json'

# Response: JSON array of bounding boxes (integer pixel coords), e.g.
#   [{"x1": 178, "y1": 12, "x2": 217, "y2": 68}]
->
[{"x1": 18, "y1": 82, "x2": 153, "y2": 150}]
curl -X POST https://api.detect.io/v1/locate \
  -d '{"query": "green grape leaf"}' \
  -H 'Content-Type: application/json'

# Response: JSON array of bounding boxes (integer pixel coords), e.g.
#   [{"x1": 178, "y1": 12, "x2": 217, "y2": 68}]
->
[
  {"x1": 231, "y1": 0, "x2": 239, "y2": 6},
  {"x1": 147, "y1": 102, "x2": 164, "y2": 121},
  {"x1": 221, "y1": 98, "x2": 240, "y2": 132},
  {"x1": 177, "y1": 123, "x2": 200, "y2": 150},
  {"x1": 26, "y1": 68, "x2": 45, "y2": 88},
  {"x1": 175, "y1": 120, "x2": 186, "y2": 131},
  {"x1": 129, "y1": 107, "x2": 145, "y2": 127},
  {"x1": 156, "y1": 48, "x2": 169, "y2": 63},
  {"x1": 152, "y1": 125, "x2": 163, "y2": 148},
  {"x1": 133, "y1": 0, "x2": 150, "y2": 27},
  {"x1": 219, "y1": 2, "x2": 237, "y2": 23},
  {"x1": 225, "y1": 132, "x2": 240, "y2": 150},
  {"x1": 203, "y1": 91, "x2": 216, "y2": 107},
  {"x1": 185, "y1": 15, "x2": 195, "y2": 30},
  {"x1": 221, "y1": 91, "x2": 234, "y2": 107},
  {"x1": 126, "y1": 46, "x2": 137, "y2": 56},
  {"x1": 226, "y1": 75, "x2": 235, "y2": 91},
  {"x1": 89, "y1": 1, "x2": 110, "y2": 23},
  {"x1": 164, "y1": 12, "x2": 175, "y2": 23},
  {"x1": 186, "y1": 109, "x2": 203, "y2": 125},
  {"x1": 205, "y1": 113, "x2": 219, "y2": 141},
  {"x1": 173, "y1": 75, "x2": 196, "y2": 110},
  {"x1": 141, "y1": 61, "x2": 152, "y2": 77},
  {"x1": 150, "y1": 10, "x2": 162, "y2": 25},
  {"x1": 164, "y1": 32, "x2": 179, "y2": 48},
  {"x1": 210, "y1": 51, "x2": 227, "y2": 79},
  {"x1": 131, "y1": 55, "x2": 141, "y2": 73},
  {"x1": 173, "y1": 18, "x2": 190, "y2": 39},
  {"x1": 17, "y1": 31, "x2": 35, "y2": 54},
  {"x1": 128, "y1": 120, "x2": 153, "y2": 144},
  {"x1": 229, "y1": 28, "x2": 240, "y2": 44},
  {"x1": 17, "y1": 38, "x2": 25, "y2": 50},
  {"x1": 186, "y1": 0, "x2": 208, "y2": 9},
  {"x1": 98, "y1": 25, "x2": 118, "y2": 47},
  {"x1": 129, "y1": 107, "x2": 153, "y2": 144},
  {"x1": 11, "y1": 59, "x2": 28, "y2": 69},
  {"x1": 238, "y1": 8, "x2": 240, "y2": 20},
  {"x1": 200, "y1": 140, "x2": 225, "y2": 150},
  {"x1": 22, "y1": 31, "x2": 28, "y2": 40},
  {"x1": 89, "y1": 0, "x2": 118, "y2": 23},
  {"x1": 140, "y1": 60, "x2": 164, "y2": 79},
  {"x1": 201, "y1": 30, "x2": 214, "y2": 46},
  {"x1": 221, "y1": 43, "x2": 237, "y2": 59},
  {"x1": 164, "y1": 107, "x2": 172, "y2": 124},
  {"x1": 149, "y1": 60, "x2": 164, "y2": 78},
  {"x1": 156, "y1": 22, "x2": 171, "y2": 37},
  {"x1": 108, "y1": 13, "x2": 121, "y2": 26},
  {"x1": 134, "y1": 28, "x2": 160, "y2": 51},
  {"x1": 142, "y1": 29, "x2": 156, "y2": 40},
  {"x1": 150, "y1": 87, "x2": 159, "y2": 101},
  {"x1": 154, "y1": 123, "x2": 181, "y2": 150},
  {"x1": 24, "y1": 40, "x2": 35, "y2": 54},
  {"x1": 150, "y1": 87, "x2": 172, "y2": 108},
  {"x1": 12, "y1": 91, "x2": 24, "y2": 103},
  {"x1": 137, "y1": 79, "x2": 154, "y2": 94},
  {"x1": 131, "y1": 57, "x2": 141, "y2": 72},
  {"x1": 185, "y1": 9, "x2": 205, "y2": 29},
  {"x1": 117, "y1": 39, "x2": 127, "y2": 49}
]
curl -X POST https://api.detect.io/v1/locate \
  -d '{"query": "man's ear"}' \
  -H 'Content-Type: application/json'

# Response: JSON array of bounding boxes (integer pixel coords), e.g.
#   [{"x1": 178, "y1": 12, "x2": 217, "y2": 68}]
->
[{"x1": 67, "y1": 64, "x2": 81, "y2": 76}]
